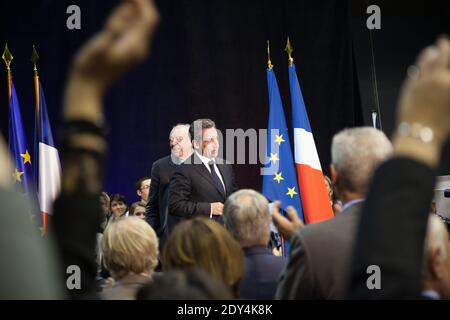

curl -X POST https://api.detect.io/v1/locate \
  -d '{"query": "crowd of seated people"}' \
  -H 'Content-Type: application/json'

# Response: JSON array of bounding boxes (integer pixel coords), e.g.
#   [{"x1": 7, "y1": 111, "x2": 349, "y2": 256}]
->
[{"x1": 1, "y1": 0, "x2": 450, "y2": 301}]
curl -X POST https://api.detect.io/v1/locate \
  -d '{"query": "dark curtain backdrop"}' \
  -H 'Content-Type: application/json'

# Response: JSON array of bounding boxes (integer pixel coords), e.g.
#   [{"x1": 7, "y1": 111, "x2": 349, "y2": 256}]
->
[
  {"x1": 352, "y1": 0, "x2": 450, "y2": 175},
  {"x1": 0, "y1": 0, "x2": 361, "y2": 203}
]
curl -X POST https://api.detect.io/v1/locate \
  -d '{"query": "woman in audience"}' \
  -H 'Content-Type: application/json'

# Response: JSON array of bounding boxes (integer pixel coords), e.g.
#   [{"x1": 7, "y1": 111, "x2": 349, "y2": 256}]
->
[
  {"x1": 109, "y1": 194, "x2": 128, "y2": 222},
  {"x1": 99, "y1": 192, "x2": 110, "y2": 232},
  {"x1": 101, "y1": 217, "x2": 158, "y2": 299},
  {"x1": 162, "y1": 217, "x2": 245, "y2": 297},
  {"x1": 324, "y1": 175, "x2": 342, "y2": 215},
  {"x1": 129, "y1": 201, "x2": 147, "y2": 220}
]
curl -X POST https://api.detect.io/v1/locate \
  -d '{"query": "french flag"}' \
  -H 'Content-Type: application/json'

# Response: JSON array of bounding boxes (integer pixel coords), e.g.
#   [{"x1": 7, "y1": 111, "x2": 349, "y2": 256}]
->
[
  {"x1": 34, "y1": 81, "x2": 61, "y2": 231},
  {"x1": 288, "y1": 64, "x2": 333, "y2": 224}
]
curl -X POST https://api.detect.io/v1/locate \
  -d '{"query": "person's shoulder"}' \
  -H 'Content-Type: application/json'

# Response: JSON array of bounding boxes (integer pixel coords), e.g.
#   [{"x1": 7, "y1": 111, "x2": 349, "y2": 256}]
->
[
  {"x1": 215, "y1": 157, "x2": 232, "y2": 166},
  {"x1": 296, "y1": 215, "x2": 343, "y2": 242},
  {"x1": 153, "y1": 155, "x2": 172, "y2": 167}
]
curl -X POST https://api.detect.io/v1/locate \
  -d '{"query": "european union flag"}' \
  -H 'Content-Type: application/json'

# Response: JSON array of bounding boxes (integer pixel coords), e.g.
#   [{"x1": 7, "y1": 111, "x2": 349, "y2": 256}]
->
[
  {"x1": 9, "y1": 82, "x2": 35, "y2": 197},
  {"x1": 262, "y1": 67, "x2": 304, "y2": 254}
]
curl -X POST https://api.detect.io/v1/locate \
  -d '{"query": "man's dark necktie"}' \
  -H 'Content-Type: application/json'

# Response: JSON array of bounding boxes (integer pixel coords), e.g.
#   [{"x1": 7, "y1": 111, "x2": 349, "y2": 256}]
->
[{"x1": 208, "y1": 160, "x2": 225, "y2": 197}]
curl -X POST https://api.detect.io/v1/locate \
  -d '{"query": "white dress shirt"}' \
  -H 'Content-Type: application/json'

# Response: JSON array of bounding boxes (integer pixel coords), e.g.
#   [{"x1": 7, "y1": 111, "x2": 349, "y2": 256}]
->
[{"x1": 195, "y1": 151, "x2": 226, "y2": 218}]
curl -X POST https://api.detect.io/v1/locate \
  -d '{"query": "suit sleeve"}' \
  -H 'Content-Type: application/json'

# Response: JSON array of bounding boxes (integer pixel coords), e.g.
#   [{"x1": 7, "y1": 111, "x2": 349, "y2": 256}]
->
[
  {"x1": 275, "y1": 232, "x2": 317, "y2": 299},
  {"x1": 348, "y1": 158, "x2": 436, "y2": 299},
  {"x1": 146, "y1": 161, "x2": 160, "y2": 231},
  {"x1": 168, "y1": 168, "x2": 211, "y2": 218}
]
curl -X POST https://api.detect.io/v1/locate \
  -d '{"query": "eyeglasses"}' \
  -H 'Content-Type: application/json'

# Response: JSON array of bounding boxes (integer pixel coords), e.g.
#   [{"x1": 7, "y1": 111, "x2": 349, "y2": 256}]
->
[{"x1": 140, "y1": 185, "x2": 150, "y2": 190}]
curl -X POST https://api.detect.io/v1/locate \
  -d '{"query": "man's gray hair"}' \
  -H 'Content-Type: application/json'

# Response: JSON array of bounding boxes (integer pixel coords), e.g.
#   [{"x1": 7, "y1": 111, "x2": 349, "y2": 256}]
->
[
  {"x1": 169, "y1": 123, "x2": 190, "y2": 138},
  {"x1": 223, "y1": 189, "x2": 271, "y2": 247},
  {"x1": 331, "y1": 127, "x2": 393, "y2": 194}
]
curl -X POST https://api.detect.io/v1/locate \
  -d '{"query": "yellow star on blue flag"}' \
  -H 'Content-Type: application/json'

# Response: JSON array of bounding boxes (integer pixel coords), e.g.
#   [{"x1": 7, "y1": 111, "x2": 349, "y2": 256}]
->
[
  {"x1": 262, "y1": 66, "x2": 304, "y2": 223},
  {"x1": 262, "y1": 66, "x2": 304, "y2": 256},
  {"x1": 8, "y1": 82, "x2": 35, "y2": 197},
  {"x1": 274, "y1": 134, "x2": 285, "y2": 145},
  {"x1": 21, "y1": 150, "x2": 31, "y2": 165}
]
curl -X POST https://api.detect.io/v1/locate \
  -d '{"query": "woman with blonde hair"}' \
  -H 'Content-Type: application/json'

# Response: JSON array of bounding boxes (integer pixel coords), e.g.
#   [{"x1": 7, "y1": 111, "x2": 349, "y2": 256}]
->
[
  {"x1": 162, "y1": 217, "x2": 244, "y2": 297},
  {"x1": 101, "y1": 217, "x2": 159, "y2": 299}
]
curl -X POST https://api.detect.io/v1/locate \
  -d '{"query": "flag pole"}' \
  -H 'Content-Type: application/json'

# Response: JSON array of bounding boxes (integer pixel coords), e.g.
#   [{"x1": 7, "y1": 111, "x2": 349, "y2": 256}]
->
[
  {"x1": 31, "y1": 45, "x2": 48, "y2": 235},
  {"x1": 31, "y1": 46, "x2": 41, "y2": 138},
  {"x1": 2, "y1": 43, "x2": 13, "y2": 101},
  {"x1": 267, "y1": 40, "x2": 274, "y2": 70},
  {"x1": 285, "y1": 37, "x2": 294, "y2": 65}
]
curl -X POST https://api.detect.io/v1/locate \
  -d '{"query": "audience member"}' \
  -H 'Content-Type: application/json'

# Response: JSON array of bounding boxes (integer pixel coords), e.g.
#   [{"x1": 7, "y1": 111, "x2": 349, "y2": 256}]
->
[
  {"x1": 99, "y1": 192, "x2": 110, "y2": 231},
  {"x1": 422, "y1": 215, "x2": 450, "y2": 299},
  {"x1": 129, "y1": 201, "x2": 147, "y2": 220},
  {"x1": 135, "y1": 176, "x2": 151, "y2": 204},
  {"x1": 324, "y1": 175, "x2": 342, "y2": 215},
  {"x1": 162, "y1": 217, "x2": 244, "y2": 297},
  {"x1": 136, "y1": 268, "x2": 233, "y2": 300},
  {"x1": 275, "y1": 127, "x2": 392, "y2": 299},
  {"x1": 52, "y1": 0, "x2": 160, "y2": 299},
  {"x1": 349, "y1": 36, "x2": 450, "y2": 299},
  {"x1": 109, "y1": 194, "x2": 128, "y2": 222},
  {"x1": 223, "y1": 189, "x2": 286, "y2": 299},
  {"x1": 101, "y1": 217, "x2": 158, "y2": 300}
]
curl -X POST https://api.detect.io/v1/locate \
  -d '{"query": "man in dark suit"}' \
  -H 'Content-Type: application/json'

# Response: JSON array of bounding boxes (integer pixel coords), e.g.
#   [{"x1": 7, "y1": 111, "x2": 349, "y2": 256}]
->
[
  {"x1": 146, "y1": 124, "x2": 193, "y2": 247},
  {"x1": 274, "y1": 127, "x2": 393, "y2": 299},
  {"x1": 223, "y1": 189, "x2": 286, "y2": 299},
  {"x1": 168, "y1": 119, "x2": 237, "y2": 230}
]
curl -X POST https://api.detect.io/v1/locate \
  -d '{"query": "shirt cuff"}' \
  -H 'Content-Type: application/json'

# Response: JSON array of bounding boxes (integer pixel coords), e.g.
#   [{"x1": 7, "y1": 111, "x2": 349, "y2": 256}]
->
[{"x1": 210, "y1": 204, "x2": 213, "y2": 219}]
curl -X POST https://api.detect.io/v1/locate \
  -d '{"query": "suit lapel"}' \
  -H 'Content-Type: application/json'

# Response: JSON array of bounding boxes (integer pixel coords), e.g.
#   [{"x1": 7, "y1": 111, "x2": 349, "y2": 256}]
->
[
  {"x1": 190, "y1": 154, "x2": 225, "y2": 199},
  {"x1": 216, "y1": 162, "x2": 230, "y2": 196}
]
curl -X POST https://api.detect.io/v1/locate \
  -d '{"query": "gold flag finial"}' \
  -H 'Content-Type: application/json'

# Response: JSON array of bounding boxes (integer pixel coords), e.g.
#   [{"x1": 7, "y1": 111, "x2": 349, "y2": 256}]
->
[
  {"x1": 2, "y1": 43, "x2": 13, "y2": 71},
  {"x1": 31, "y1": 45, "x2": 40, "y2": 74},
  {"x1": 267, "y1": 40, "x2": 273, "y2": 69},
  {"x1": 285, "y1": 37, "x2": 294, "y2": 65}
]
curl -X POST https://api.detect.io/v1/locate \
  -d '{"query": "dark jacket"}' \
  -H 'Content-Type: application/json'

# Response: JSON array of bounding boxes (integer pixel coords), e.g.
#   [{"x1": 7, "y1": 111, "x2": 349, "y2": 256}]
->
[
  {"x1": 146, "y1": 155, "x2": 181, "y2": 246},
  {"x1": 169, "y1": 153, "x2": 237, "y2": 230},
  {"x1": 240, "y1": 246, "x2": 286, "y2": 300},
  {"x1": 348, "y1": 158, "x2": 436, "y2": 299},
  {"x1": 276, "y1": 201, "x2": 364, "y2": 300},
  {"x1": 168, "y1": 153, "x2": 237, "y2": 231}
]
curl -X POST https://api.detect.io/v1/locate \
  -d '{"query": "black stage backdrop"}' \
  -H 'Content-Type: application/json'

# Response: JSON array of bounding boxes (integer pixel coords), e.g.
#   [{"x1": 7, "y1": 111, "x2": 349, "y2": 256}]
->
[
  {"x1": 0, "y1": 0, "x2": 362, "y2": 202},
  {"x1": 2, "y1": 0, "x2": 448, "y2": 204}
]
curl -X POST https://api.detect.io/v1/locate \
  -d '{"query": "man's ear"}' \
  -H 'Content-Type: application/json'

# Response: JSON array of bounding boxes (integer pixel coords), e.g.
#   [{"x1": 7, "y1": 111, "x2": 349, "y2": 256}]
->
[
  {"x1": 192, "y1": 139, "x2": 200, "y2": 150},
  {"x1": 330, "y1": 164, "x2": 338, "y2": 185},
  {"x1": 137, "y1": 189, "x2": 142, "y2": 197},
  {"x1": 428, "y1": 246, "x2": 444, "y2": 280}
]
